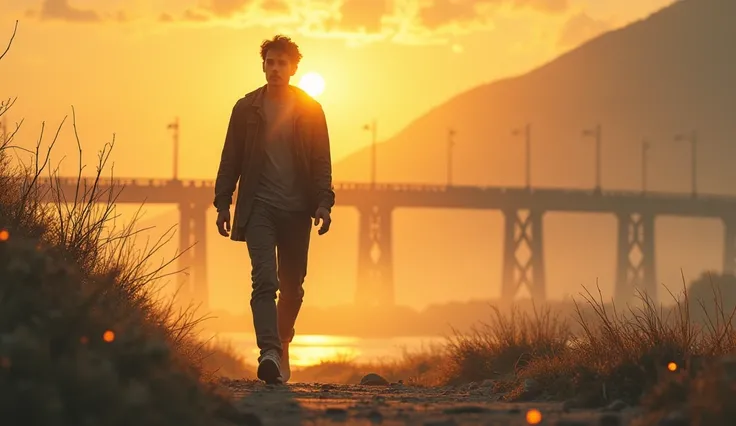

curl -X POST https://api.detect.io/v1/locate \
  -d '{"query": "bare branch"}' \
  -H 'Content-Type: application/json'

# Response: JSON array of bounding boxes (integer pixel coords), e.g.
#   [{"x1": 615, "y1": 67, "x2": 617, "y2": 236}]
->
[{"x1": 0, "y1": 20, "x2": 18, "y2": 62}]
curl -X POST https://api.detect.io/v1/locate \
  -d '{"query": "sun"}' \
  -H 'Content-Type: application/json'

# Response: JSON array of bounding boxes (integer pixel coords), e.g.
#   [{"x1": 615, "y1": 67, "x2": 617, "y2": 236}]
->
[{"x1": 298, "y1": 72, "x2": 325, "y2": 98}]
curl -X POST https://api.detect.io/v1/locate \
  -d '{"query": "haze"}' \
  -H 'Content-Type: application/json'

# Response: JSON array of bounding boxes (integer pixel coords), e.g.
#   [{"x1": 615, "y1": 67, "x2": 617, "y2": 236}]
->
[{"x1": 7, "y1": 0, "x2": 728, "y2": 347}]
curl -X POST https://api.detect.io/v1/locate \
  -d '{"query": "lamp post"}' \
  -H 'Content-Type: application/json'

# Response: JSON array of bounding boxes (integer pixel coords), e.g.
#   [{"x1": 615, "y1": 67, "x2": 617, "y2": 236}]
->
[
  {"x1": 512, "y1": 123, "x2": 531, "y2": 189},
  {"x1": 363, "y1": 120, "x2": 377, "y2": 188},
  {"x1": 447, "y1": 128, "x2": 456, "y2": 187},
  {"x1": 674, "y1": 130, "x2": 698, "y2": 198},
  {"x1": 642, "y1": 139, "x2": 650, "y2": 194},
  {"x1": 582, "y1": 124, "x2": 602, "y2": 192},
  {"x1": 167, "y1": 117, "x2": 179, "y2": 181}
]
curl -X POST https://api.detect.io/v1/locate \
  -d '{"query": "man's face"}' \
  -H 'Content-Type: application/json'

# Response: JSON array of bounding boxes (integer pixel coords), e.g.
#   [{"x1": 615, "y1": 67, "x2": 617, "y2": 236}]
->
[{"x1": 262, "y1": 49, "x2": 296, "y2": 87}]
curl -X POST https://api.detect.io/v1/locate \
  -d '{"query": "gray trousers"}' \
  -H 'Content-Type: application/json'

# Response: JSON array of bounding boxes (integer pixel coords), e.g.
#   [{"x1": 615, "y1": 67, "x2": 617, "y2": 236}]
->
[{"x1": 243, "y1": 199, "x2": 311, "y2": 361}]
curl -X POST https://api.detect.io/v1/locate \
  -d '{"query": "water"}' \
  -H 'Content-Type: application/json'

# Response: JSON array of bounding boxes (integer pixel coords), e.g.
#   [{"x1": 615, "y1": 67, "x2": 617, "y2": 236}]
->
[{"x1": 216, "y1": 333, "x2": 446, "y2": 367}]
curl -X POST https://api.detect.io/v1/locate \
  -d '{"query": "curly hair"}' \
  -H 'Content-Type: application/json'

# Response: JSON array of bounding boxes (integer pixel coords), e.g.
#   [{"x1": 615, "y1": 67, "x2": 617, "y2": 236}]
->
[{"x1": 259, "y1": 35, "x2": 303, "y2": 66}]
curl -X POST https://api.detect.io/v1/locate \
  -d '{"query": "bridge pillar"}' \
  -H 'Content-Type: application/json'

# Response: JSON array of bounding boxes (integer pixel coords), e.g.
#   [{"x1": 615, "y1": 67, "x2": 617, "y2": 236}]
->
[
  {"x1": 722, "y1": 217, "x2": 736, "y2": 275},
  {"x1": 502, "y1": 209, "x2": 546, "y2": 301},
  {"x1": 615, "y1": 212, "x2": 656, "y2": 306},
  {"x1": 356, "y1": 204, "x2": 394, "y2": 306},
  {"x1": 177, "y1": 202, "x2": 209, "y2": 310}
]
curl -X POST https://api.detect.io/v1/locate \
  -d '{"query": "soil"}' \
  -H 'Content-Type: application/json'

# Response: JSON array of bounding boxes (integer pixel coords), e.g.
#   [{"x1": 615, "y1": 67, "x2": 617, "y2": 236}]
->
[{"x1": 222, "y1": 379, "x2": 644, "y2": 425}]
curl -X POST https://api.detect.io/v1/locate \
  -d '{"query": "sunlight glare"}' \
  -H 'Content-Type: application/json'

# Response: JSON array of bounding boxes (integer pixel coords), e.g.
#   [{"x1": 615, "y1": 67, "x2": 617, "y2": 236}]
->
[{"x1": 298, "y1": 72, "x2": 325, "y2": 98}]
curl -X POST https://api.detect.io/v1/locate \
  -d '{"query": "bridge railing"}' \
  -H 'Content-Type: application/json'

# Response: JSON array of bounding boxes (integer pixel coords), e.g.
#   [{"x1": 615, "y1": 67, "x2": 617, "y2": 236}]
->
[{"x1": 30, "y1": 176, "x2": 736, "y2": 202}]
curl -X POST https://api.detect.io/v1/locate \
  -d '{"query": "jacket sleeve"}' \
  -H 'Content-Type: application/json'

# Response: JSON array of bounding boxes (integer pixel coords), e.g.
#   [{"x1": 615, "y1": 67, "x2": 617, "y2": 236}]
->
[
  {"x1": 213, "y1": 100, "x2": 244, "y2": 212},
  {"x1": 310, "y1": 104, "x2": 336, "y2": 212}
]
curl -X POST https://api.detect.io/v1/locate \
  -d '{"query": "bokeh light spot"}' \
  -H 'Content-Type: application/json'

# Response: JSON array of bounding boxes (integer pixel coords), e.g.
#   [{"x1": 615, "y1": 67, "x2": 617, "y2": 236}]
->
[{"x1": 526, "y1": 408, "x2": 542, "y2": 424}]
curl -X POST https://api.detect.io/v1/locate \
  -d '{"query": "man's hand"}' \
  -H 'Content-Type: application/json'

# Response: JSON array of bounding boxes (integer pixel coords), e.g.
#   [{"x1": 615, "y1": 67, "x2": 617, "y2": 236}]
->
[
  {"x1": 216, "y1": 209, "x2": 231, "y2": 237},
  {"x1": 314, "y1": 207, "x2": 331, "y2": 235}
]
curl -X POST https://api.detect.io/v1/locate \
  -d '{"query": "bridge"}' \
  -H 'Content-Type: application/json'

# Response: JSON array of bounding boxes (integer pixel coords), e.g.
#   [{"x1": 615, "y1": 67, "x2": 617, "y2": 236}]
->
[{"x1": 36, "y1": 176, "x2": 736, "y2": 309}]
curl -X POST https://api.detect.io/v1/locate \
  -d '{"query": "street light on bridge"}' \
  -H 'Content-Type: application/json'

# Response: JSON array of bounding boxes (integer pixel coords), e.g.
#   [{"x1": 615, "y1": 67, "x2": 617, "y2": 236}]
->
[
  {"x1": 363, "y1": 119, "x2": 377, "y2": 188},
  {"x1": 447, "y1": 128, "x2": 456, "y2": 187},
  {"x1": 167, "y1": 117, "x2": 180, "y2": 181},
  {"x1": 642, "y1": 139, "x2": 650, "y2": 194},
  {"x1": 674, "y1": 130, "x2": 698, "y2": 198},
  {"x1": 512, "y1": 123, "x2": 531, "y2": 190},
  {"x1": 582, "y1": 124, "x2": 602, "y2": 193}
]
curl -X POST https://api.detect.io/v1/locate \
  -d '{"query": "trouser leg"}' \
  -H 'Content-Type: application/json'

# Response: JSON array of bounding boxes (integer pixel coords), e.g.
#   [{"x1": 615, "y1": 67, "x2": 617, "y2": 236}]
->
[
  {"x1": 276, "y1": 210, "x2": 312, "y2": 344},
  {"x1": 244, "y1": 200, "x2": 281, "y2": 360}
]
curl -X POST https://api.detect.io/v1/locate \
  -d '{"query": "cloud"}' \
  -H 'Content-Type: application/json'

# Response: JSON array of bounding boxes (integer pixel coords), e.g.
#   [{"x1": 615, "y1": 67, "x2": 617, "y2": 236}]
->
[
  {"x1": 198, "y1": 0, "x2": 254, "y2": 18},
  {"x1": 416, "y1": 0, "x2": 569, "y2": 31},
  {"x1": 557, "y1": 12, "x2": 612, "y2": 49},
  {"x1": 36, "y1": 0, "x2": 101, "y2": 22},
  {"x1": 26, "y1": 0, "x2": 134, "y2": 24},
  {"x1": 25, "y1": 0, "x2": 571, "y2": 50},
  {"x1": 334, "y1": 0, "x2": 388, "y2": 32}
]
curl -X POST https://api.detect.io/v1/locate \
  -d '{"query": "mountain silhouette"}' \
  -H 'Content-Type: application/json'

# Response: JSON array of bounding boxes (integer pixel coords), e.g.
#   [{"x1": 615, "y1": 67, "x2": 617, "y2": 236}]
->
[{"x1": 335, "y1": 0, "x2": 736, "y2": 195}]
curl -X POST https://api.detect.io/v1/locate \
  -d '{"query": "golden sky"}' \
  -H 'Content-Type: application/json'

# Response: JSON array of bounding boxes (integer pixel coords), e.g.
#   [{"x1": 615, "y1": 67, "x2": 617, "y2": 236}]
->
[{"x1": 1, "y1": 0, "x2": 674, "y2": 180}]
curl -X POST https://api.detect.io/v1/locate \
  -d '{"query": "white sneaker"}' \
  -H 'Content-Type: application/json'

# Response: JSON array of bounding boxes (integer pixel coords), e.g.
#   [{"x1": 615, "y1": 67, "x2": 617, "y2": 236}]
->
[
  {"x1": 257, "y1": 349, "x2": 282, "y2": 385},
  {"x1": 281, "y1": 342, "x2": 291, "y2": 383}
]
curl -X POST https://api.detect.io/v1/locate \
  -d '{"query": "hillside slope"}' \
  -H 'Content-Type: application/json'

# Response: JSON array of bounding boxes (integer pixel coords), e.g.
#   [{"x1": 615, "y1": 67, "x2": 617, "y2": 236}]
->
[{"x1": 335, "y1": 0, "x2": 736, "y2": 194}]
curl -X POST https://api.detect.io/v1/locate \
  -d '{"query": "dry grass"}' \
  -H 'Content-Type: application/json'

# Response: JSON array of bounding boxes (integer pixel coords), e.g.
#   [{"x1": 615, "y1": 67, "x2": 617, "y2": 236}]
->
[
  {"x1": 289, "y1": 274, "x2": 736, "y2": 423},
  {"x1": 0, "y1": 20, "x2": 251, "y2": 425}
]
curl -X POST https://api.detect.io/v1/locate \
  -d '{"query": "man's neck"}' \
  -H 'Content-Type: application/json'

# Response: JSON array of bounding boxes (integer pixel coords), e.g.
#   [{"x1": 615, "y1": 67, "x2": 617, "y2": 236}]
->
[{"x1": 265, "y1": 84, "x2": 291, "y2": 100}]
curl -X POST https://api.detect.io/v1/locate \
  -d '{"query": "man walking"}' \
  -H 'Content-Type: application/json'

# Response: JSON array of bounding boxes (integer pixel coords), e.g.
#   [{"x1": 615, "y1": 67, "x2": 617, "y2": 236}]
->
[{"x1": 213, "y1": 35, "x2": 335, "y2": 385}]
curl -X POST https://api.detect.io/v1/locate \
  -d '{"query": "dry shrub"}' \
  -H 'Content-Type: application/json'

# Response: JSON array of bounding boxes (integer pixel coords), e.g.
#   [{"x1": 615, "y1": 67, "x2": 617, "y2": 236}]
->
[
  {"x1": 442, "y1": 304, "x2": 569, "y2": 386},
  {"x1": 0, "y1": 20, "x2": 250, "y2": 426},
  {"x1": 509, "y1": 276, "x2": 736, "y2": 406}
]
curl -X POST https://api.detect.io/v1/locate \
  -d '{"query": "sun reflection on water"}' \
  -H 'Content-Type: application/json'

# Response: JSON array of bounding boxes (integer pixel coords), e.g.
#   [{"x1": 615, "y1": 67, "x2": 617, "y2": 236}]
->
[
  {"x1": 281, "y1": 335, "x2": 360, "y2": 367},
  {"x1": 219, "y1": 333, "x2": 443, "y2": 368}
]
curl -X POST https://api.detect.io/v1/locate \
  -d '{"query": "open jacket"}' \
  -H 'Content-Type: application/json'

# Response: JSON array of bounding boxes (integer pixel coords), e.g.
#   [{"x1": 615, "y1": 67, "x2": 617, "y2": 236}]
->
[{"x1": 213, "y1": 84, "x2": 336, "y2": 241}]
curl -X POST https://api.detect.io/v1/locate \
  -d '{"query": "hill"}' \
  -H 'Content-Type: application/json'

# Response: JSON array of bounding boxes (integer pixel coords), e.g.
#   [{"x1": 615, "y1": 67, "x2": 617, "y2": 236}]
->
[{"x1": 336, "y1": 0, "x2": 736, "y2": 193}]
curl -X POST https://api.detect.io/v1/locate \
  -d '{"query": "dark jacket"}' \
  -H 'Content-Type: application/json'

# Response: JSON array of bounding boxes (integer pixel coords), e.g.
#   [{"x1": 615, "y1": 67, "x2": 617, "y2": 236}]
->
[{"x1": 213, "y1": 84, "x2": 336, "y2": 241}]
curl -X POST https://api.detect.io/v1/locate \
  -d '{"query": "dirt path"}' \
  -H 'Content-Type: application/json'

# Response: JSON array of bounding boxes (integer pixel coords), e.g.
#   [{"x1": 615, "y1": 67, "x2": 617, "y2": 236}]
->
[{"x1": 223, "y1": 379, "x2": 643, "y2": 425}]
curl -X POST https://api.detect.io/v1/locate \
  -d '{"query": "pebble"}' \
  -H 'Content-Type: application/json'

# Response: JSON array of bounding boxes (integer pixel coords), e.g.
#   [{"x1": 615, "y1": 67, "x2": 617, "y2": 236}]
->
[{"x1": 361, "y1": 373, "x2": 390, "y2": 386}]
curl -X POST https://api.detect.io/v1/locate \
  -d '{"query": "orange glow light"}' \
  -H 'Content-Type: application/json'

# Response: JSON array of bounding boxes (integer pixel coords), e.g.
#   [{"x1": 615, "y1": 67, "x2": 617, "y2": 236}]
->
[
  {"x1": 0, "y1": 357, "x2": 11, "y2": 368},
  {"x1": 80, "y1": 336, "x2": 89, "y2": 344},
  {"x1": 0, "y1": 229, "x2": 9, "y2": 241},
  {"x1": 102, "y1": 330, "x2": 115, "y2": 342},
  {"x1": 667, "y1": 362, "x2": 677, "y2": 372},
  {"x1": 526, "y1": 408, "x2": 542, "y2": 424}
]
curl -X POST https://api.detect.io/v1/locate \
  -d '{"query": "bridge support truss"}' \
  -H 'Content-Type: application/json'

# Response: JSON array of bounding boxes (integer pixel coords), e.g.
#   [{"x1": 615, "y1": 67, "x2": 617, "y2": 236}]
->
[
  {"x1": 502, "y1": 209, "x2": 546, "y2": 300},
  {"x1": 177, "y1": 202, "x2": 209, "y2": 310},
  {"x1": 615, "y1": 212, "x2": 656, "y2": 306},
  {"x1": 356, "y1": 204, "x2": 394, "y2": 306},
  {"x1": 722, "y1": 217, "x2": 736, "y2": 276}
]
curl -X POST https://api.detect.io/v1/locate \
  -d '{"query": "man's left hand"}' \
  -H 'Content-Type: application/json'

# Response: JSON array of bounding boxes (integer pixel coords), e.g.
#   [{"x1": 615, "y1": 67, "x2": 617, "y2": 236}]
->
[{"x1": 314, "y1": 207, "x2": 332, "y2": 235}]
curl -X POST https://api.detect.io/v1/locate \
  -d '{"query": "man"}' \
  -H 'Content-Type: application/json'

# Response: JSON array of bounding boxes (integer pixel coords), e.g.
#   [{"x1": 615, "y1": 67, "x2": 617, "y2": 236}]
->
[{"x1": 212, "y1": 35, "x2": 335, "y2": 385}]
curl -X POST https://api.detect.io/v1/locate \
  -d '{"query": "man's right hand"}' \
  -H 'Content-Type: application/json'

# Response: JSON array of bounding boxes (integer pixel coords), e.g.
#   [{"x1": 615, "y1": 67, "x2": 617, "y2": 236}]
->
[{"x1": 216, "y1": 209, "x2": 231, "y2": 237}]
